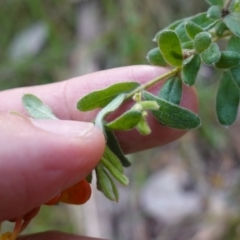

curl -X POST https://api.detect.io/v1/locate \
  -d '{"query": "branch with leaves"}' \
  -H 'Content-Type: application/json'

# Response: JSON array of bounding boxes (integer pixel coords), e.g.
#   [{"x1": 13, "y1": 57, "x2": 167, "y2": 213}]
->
[{"x1": 1, "y1": 0, "x2": 240, "y2": 239}]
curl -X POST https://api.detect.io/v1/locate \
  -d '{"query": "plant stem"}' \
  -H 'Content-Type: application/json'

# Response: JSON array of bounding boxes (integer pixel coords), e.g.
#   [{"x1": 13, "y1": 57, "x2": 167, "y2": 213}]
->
[
  {"x1": 224, "y1": 0, "x2": 233, "y2": 11},
  {"x1": 124, "y1": 67, "x2": 180, "y2": 100}
]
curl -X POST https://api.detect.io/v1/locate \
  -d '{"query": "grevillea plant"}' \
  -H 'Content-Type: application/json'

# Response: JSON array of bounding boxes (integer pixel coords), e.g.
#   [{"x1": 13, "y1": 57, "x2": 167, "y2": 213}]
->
[{"x1": 1, "y1": 0, "x2": 240, "y2": 239}]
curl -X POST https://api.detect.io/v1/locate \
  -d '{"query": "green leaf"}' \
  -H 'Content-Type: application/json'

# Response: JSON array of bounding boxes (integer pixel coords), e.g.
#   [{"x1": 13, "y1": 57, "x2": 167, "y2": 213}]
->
[
  {"x1": 230, "y1": 64, "x2": 240, "y2": 88},
  {"x1": 215, "y1": 21, "x2": 228, "y2": 37},
  {"x1": 22, "y1": 94, "x2": 58, "y2": 120},
  {"x1": 216, "y1": 71, "x2": 239, "y2": 126},
  {"x1": 215, "y1": 51, "x2": 240, "y2": 69},
  {"x1": 185, "y1": 21, "x2": 203, "y2": 39},
  {"x1": 207, "y1": 5, "x2": 222, "y2": 19},
  {"x1": 159, "y1": 76, "x2": 182, "y2": 105},
  {"x1": 205, "y1": 0, "x2": 224, "y2": 6},
  {"x1": 103, "y1": 146, "x2": 123, "y2": 173},
  {"x1": 95, "y1": 94, "x2": 125, "y2": 132},
  {"x1": 143, "y1": 91, "x2": 201, "y2": 129},
  {"x1": 223, "y1": 12, "x2": 240, "y2": 37},
  {"x1": 201, "y1": 42, "x2": 221, "y2": 65},
  {"x1": 175, "y1": 22, "x2": 191, "y2": 43},
  {"x1": 101, "y1": 157, "x2": 129, "y2": 186},
  {"x1": 181, "y1": 54, "x2": 201, "y2": 86},
  {"x1": 86, "y1": 172, "x2": 92, "y2": 184},
  {"x1": 193, "y1": 32, "x2": 212, "y2": 54},
  {"x1": 77, "y1": 82, "x2": 139, "y2": 112},
  {"x1": 105, "y1": 129, "x2": 131, "y2": 167},
  {"x1": 153, "y1": 18, "x2": 185, "y2": 41},
  {"x1": 158, "y1": 30, "x2": 183, "y2": 67},
  {"x1": 96, "y1": 164, "x2": 119, "y2": 202},
  {"x1": 146, "y1": 47, "x2": 168, "y2": 66},
  {"x1": 227, "y1": 36, "x2": 240, "y2": 55},
  {"x1": 190, "y1": 12, "x2": 216, "y2": 28},
  {"x1": 181, "y1": 41, "x2": 194, "y2": 49},
  {"x1": 106, "y1": 109, "x2": 142, "y2": 131},
  {"x1": 234, "y1": 0, "x2": 240, "y2": 12}
]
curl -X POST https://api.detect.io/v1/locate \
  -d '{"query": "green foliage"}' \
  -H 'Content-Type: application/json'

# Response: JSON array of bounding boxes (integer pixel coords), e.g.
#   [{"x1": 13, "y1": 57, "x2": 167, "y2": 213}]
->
[
  {"x1": 158, "y1": 76, "x2": 182, "y2": 104},
  {"x1": 146, "y1": 47, "x2": 168, "y2": 66},
  {"x1": 181, "y1": 54, "x2": 201, "y2": 85},
  {"x1": 201, "y1": 42, "x2": 221, "y2": 65},
  {"x1": 216, "y1": 71, "x2": 239, "y2": 126},
  {"x1": 143, "y1": 91, "x2": 201, "y2": 129},
  {"x1": 20, "y1": 0, "x2": 240, "y2": 203},
  {"x1": 223, "y1": 12, "x2": 240, "y2": 37},
  {"x1": 77, "y1": 82, "x2": 139, "y2": 111},
  {"x1": 158, "y1": 30, "x2": 183, "y2": 67},
  {"x1": 22, "y1": 94, "x2": 58, "y2": 120},
  {"x1": 193, "y1": 32, "x2": 212, "y2": 53}
]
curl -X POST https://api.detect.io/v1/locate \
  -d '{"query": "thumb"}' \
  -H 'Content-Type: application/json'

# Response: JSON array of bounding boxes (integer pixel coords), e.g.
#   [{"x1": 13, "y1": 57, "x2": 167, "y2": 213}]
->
[{"x1": 0, "y1": 112, "x2": 105, "y2": 222}]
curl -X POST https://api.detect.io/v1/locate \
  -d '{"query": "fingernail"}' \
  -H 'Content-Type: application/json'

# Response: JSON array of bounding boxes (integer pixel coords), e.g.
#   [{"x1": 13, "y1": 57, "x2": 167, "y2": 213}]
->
[{"x1": 31, "y1": 119, "x2": 94, "y2": 138}]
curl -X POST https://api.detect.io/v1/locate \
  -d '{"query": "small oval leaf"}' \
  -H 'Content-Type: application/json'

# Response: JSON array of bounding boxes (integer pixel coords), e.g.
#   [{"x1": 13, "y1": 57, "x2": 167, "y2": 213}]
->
[
  {"x1": 77, "y1": 82, "x2": 139, "y2": 112},
  {"x1": 158, "y1": 30, "x2": 183, "y2": 67},
  {"x1": 143, "y1": 91, "x2": 201, "y2": 129},
  {"x1": 22, "y1": 94, "x2": 58, "y2": 120},
  {"x1": 215, "y1": 51, "x2": 240, "y2": 69},
  {"x1": 159, "y1": 76, "x2": 182, "y2": 105},
  {"x1": 181, "y1": 54, "x2": 201, "y2": 86},
  {"x1": 216, "y1": 71, "x2": 239, "y2": 126},
  {"x1": 146, "y1": 47, "x2": 168, "y2": 66},
  {"x1": 193, "y1": 32, "x2": 212, "y2": 54},
  {"x1": 207, "y1": 5, "x2": 222, "y2": 19},
  {"x1": 223, "y1": 12, "x2": 240, "y2": 37},
  {"x1": 106, "y1": 109, "x2": 142, "y2": 131},
  {"x1": 201, "y1": 42, "x2": 221, "y2": 65},
  {"x1": 185, "y1": 21, "x2": 203, "y2": 39}
]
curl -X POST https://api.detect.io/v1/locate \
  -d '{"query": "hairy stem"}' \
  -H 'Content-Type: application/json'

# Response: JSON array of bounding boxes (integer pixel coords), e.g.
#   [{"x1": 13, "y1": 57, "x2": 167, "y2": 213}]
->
[{"x1": 124, "y1": 67, "x2": 180, "y2": 100}]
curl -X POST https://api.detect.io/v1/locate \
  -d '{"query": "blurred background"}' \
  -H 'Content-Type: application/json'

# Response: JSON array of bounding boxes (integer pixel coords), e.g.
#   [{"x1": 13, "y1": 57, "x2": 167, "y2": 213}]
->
[{"x1": 1, "y1": 0, "x2": 240, "y2": 239}]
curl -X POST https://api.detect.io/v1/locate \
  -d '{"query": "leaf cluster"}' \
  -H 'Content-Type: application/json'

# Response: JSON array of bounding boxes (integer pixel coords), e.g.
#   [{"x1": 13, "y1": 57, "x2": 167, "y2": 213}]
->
[{"x1": 21, "y1": 0, "x2": 240, "y2": 202}]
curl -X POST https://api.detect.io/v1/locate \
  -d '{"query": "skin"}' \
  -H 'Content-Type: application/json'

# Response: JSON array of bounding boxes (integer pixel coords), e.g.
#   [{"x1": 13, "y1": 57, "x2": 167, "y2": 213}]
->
[{"x1": 0, "y1": 65, "x2": 198, "y2": 240}]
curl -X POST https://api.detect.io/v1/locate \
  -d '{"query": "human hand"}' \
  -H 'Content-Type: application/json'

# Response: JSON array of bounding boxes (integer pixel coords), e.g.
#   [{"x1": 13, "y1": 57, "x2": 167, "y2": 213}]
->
[{"x1": 0, "y1": 65, "x2": 198, "y2": 240}]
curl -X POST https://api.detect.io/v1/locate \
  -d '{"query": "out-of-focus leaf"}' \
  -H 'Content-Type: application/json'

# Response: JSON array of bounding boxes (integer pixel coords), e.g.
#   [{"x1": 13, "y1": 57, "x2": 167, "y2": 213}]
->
[
  {"x1": 205, "y1": 0, "x2": 224, "y2": 6},
  {"x1": 230, "y1": 65, "x2": 240, "y2": 88},
  {"x1": 181, "y1": 41, "x2": 194, "y2": 49},
  {"x1": 22, "y1": 94, "x2": 58, "y2": 120},
  {"x1": 96, "y1": 164, "x2": 119, "y2": 202},
  {"x1": 216, "y1": 71, "x2": 239, "y2": 126},
  {"x1": 106, "y1": 109, "x2": 142, "y2": 131},
  {"x1": 193, "y1": 32, "x2": 212, "y2": 54},
  {"x1": 223, "y1": 12, "x2": 240, "y2": 37},
  {"x1": 201, "y1": 43, "x2": 221, "y2": 65},
  {"x1": 185, "y1": 21, "x2": 203, "y2": 39},
  {"x1": 106, "y1": 129, "x2": 131, "y2": 167},
  {"x1": 215, "y1": 21, "x2": 228, "y2": 36},
  {"x1": 146, "y1": 48, "x2": 168, "y2": 66},
  {"x1": 159, "y1": 76, "x2": 182, "y2": 105},
  {"x1": 227, "y1": 35, "x2": 240, "y2": 54},
  {"x1": 77, "y1": 82, "x2": 139, "y2": 111},
  {"x1": 215, "y1": 51, "x2": 240, "y2": 69},
  {"x1": 143, "y1": 91, "x2": 201, "y2": 129},
  {"x1": 207, "y1": 5, "x2": 222, "y2": 19},
  {"x1": 158, "y1": 30, "x2": 183, "y2": 67},
  {"x1": 95, "y1": 94, "x2": 125, "y2": 132}
]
